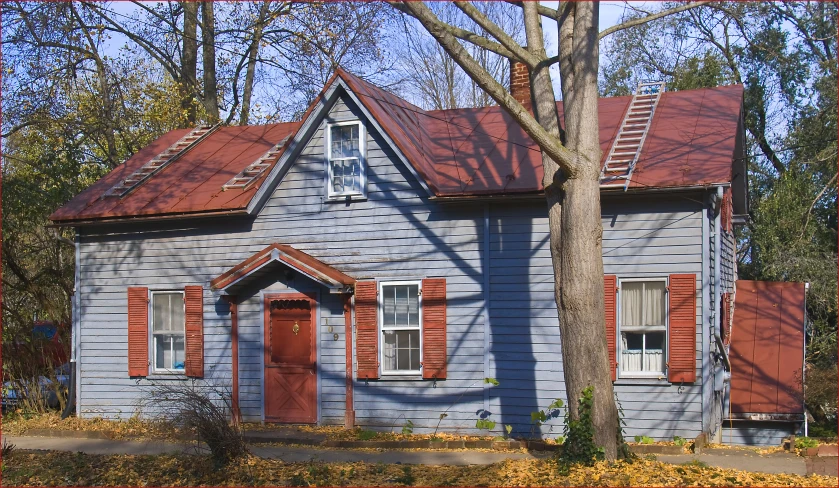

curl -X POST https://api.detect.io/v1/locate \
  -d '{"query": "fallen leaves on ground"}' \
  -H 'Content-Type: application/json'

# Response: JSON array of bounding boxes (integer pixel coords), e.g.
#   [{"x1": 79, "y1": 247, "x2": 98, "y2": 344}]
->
[
  {"x1": 287, "y1": 424, "x2": 498, "y2": 442},
  {"x1": 2, "y1": 450, "x2": 836, "y2": 487},
  {"x1": 3, "y1": 411, "x2": 187, "y2": 441}
]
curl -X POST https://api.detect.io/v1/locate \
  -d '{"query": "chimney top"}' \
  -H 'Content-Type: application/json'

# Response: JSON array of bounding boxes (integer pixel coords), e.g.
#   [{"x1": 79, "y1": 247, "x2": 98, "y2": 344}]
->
[{"x1": 510, "y1": 61, "x2": 532, "y2": 107}]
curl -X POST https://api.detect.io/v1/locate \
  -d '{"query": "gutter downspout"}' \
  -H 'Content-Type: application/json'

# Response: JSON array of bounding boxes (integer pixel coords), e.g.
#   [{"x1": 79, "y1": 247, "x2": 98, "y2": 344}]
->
[
  {"x1": 713, "y1": 186, "x2": 723, "y2": 341},
  {"x1": 71, "y1": 233, "x2": 82, "y2": 417},
  {"x1": 804, "y1": 282, "x2": 809, "y2": 437},
  {"x1": 710, "y1": 187, "x2": 724, "y2": 439}
]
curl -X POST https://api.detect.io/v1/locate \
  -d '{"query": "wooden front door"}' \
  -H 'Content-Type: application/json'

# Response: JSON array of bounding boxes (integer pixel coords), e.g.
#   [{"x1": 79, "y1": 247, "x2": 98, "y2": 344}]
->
[{"x1": 264, "y1": 293, "x2": 317, "y2": 423}]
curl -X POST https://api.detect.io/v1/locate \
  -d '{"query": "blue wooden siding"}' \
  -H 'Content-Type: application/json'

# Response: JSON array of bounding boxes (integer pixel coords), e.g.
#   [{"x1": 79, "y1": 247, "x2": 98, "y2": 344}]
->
[
  {"x1": 486, "y1": 199, "x2": 705, "y2": 440},
  {"x1": 75, "y1": 88, "x2": 714, "y2": 440},
  {"x1": 721, "y1": 421, "x2": 798, "y2": 446}
]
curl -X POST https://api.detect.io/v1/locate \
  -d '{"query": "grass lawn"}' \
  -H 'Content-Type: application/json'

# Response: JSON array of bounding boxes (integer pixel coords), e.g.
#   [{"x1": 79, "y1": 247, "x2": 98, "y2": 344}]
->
[{"x1": 3, "y1": 450, "x2": 837, "y2": 487}]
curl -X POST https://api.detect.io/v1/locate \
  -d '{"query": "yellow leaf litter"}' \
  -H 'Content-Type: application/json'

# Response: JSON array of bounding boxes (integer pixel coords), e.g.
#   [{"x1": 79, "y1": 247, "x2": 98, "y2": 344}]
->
[{"x1": 2, "y1": 451, "x2": 836, "y2": 487}]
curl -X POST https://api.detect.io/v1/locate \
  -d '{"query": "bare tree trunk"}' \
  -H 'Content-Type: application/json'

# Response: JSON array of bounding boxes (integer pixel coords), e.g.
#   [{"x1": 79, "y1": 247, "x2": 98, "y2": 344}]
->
[
  {"x1": 201, "y1": 1, "x2": 219, "y2": 122},
  {"x1": 181, "y1": 1, "x2": 198, "y2": 125},
  {"x1": 240, "y1": 1, "x2": 270, "y2": 125},
  {"x1": 525, "y1": 1, "x2": 619, "y2": 460}
]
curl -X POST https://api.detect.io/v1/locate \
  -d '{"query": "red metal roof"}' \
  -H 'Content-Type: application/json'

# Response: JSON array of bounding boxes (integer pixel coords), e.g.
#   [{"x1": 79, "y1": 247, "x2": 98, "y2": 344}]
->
[
  {"x1": 343, "y1": 69, "x2": 743, "y2": 194},
  {"x1": 50, "y1": 123, "x2": 299, "y2": 222},
  {"x1": 51, "y1": 69, "x2": 743, "y2": 224},
  {"x1": 728, "y1": 280, "x2": 805, "y2": 415}
]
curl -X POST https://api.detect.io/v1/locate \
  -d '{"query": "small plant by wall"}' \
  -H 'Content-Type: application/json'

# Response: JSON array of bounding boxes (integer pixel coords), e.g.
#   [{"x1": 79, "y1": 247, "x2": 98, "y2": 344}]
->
[{"x1": 557, "y1": 386, "x2": 603, "y2": 466}]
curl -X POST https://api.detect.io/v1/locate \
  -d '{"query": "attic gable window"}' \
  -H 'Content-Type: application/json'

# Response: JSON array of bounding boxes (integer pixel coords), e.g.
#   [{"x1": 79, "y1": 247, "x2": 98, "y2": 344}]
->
[{"x1": 326, "y1": 121, "x2": 366, "y2": 199}]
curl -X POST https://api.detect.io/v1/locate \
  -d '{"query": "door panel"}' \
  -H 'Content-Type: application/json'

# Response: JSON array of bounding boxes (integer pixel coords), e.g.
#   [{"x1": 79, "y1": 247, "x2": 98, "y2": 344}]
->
[{"x1": 264, "y1": 295, "x2": 317, "y2": 423}]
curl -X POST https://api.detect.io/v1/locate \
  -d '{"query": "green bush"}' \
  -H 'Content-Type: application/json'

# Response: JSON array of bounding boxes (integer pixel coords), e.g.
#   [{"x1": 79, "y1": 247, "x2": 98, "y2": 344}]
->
[
  {"x1": 557, "y1": 386, "x2": 603, "y2": 466},
  {"x1": 356, "y1": 429, "x2": 376, "y2": 441},
  {"x1": 795, "y1": 436, "x2": 819, "y2": 450}
]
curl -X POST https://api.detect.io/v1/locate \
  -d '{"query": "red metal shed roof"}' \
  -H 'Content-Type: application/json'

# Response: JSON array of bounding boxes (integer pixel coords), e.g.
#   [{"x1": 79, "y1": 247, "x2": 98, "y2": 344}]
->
[
  {"x1": 51, "y1": 70, "x2": 743, "y2": 224},
  {"x1": 728, "y1": 280, "x2": 805, "y2": 415}
]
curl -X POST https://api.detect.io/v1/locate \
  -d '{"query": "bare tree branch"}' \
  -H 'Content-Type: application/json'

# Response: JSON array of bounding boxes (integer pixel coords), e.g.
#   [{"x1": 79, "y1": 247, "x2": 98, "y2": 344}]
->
[
  {"x1": 390, "y1": 1, "x2": 516, "y2": 59},
  {"x1": 799, "y1": 171, "x2": 838, "y2": 241},
  {"x1": 390, "y1": 1, "x2": 578, "y2": 172},
  {"x1": 453, "y1": 2, "x2": 539, "y2": 66},
  {"x1": 599, "y1": 2, "x2": 712, "y2": 39}
]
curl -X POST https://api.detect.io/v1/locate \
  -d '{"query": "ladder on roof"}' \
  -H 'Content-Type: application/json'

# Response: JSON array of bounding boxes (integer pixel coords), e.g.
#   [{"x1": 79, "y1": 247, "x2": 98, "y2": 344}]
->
[
  {"x1": 222, "y1": 135, "x2": 292, "y2": 191},
  {"x1": 103, "y1": 124, "x2": 220, "y2": 198},
  {"x1": 599, "y1": 81, "x2": 665, "y2": 191}
]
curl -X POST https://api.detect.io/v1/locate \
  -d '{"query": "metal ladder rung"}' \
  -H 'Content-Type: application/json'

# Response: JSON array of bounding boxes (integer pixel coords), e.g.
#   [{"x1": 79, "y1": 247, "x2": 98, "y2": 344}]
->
[
  {"x1": 103, "y1": 124, "x2": 219, "y2": 198},
  {"x1": 599, "y1": 81, "x2": 665, "y2": 190}
]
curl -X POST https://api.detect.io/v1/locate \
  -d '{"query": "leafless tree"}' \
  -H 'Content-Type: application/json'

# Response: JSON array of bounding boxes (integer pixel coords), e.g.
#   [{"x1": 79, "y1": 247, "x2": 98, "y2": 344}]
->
[{"x1": 394, "y1": 2, "x2": 523, "y2": 110}]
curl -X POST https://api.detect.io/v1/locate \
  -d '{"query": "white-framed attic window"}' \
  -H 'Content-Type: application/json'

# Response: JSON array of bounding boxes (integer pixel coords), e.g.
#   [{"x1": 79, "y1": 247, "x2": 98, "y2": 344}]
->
[{"x1": 325, "y1": 121, "x2": 367, "y2": 199}]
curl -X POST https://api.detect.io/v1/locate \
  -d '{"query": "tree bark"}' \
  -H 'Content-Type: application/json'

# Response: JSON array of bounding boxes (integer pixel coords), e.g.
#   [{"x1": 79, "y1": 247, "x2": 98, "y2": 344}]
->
[
  {"x1": 201, "y1": 1, "x2": 219, "y2": 122},
  {"x1": 530, "y1": 1, "x2": 620, "y2": 460},
  {"x1": 240, "y1": 0, "x2": 271, "y2": 125},
  {"x1": 180, "y1": 1, "x2": 199, "y2": 126}
]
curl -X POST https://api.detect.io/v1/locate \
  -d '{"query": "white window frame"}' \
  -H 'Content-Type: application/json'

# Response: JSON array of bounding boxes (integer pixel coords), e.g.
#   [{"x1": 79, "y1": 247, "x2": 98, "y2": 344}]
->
[
  {"x1": 378, "y1": 280, "x2": 423, "y2": 376},
  {"x1": 150, "y1": 290, "x2": 186, "y2": 374},
  {"x1": 325, "y1": 120, "x2": 367, "y2": 199},
  {"x1": 617, "y1": 277, "x2": 668, "y2": 379}
]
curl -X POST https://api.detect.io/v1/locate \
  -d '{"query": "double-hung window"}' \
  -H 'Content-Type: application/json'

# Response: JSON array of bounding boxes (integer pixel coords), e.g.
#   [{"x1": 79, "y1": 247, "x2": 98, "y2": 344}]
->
[
  {"x1": 326, "y1": 121, "x2": 366, "y2": 198},
  {"x1": 380, "y1": 281, "x2": 421, "y2": 374},
  {"x1": 619, "y1": 279, "x2": 666, "y2": 377},
  {"x1": 152, "y1": 291, "x2": 185, "y2": 372}
]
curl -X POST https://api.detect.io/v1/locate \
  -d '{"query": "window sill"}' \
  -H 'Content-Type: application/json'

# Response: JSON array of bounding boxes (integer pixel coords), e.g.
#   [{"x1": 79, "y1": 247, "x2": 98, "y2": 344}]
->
[
  {"x1": 145, "y1": 372, "x2": 189, "y2": 381},
  {"x1": 614, "y1": 376, "x2": 670, "y2": 386},
  {"x1": 324, "y1": 195, "x2": 367, "y2": 203},
  {"x1": 368, "y1": 375, "x2": 424, "y2": 382}
]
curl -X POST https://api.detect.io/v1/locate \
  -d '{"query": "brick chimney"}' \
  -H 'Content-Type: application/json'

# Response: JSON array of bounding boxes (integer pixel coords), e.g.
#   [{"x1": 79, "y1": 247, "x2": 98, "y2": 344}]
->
[{"x1": 510, "y1": 61, "x2": 532, "y2": 107}]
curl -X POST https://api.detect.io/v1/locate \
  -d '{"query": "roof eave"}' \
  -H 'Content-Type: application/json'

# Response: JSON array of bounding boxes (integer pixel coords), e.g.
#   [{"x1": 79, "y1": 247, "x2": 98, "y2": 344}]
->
[
  {"x1": 48, "y1": 208, "x2": 251, "y2": 228},
  {"x1": 211, "y1": 244, "x2": 355, "y2": 295}
]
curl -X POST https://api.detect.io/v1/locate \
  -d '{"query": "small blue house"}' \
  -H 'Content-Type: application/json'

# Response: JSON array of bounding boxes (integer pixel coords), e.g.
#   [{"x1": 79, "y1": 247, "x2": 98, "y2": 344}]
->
[{"x1": 51, "y1": 69, "x2": 747, "y2": 442}]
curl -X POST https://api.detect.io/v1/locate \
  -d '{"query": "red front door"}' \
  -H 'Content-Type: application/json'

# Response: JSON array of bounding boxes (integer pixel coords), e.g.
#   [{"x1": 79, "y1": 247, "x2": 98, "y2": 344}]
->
[{"x1": 264, "y1": 293, "x2": 317, "y2": 423}]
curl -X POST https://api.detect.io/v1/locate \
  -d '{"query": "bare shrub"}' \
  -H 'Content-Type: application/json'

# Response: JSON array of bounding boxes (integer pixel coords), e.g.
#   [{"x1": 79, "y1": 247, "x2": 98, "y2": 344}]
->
[
  {"x1": 2, "y1": 439, "x2": 15, "y2": 458},
  {"x1": 3, "y1": 336, "x2": 68, "y2": 414},
  {"x1": 144, "y1": 383, "x2": 247, "y2": 465}
]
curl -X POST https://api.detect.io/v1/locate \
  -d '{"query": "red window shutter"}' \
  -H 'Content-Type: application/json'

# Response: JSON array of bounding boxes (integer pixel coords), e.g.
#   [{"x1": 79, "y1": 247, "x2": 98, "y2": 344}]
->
[
  {"x1": 721, "y1": 292, "x2": 732, "y2": 345},
  {"x1": 721, "y1": 188, "x2": 733, "y2": 233},
  {"x1": 604, "y1": 275, "x2": 618, "y2": 382},
  {"x1": 184, "y1": 286, "x2": 204, "y2": 378},
  {"x1": 668, "y1": 274, "x2": 697, "y2": 383},
  {"x1": 355, "y1": 281, "x2": 379, "y2": 379},
  {"x1": 127, "y1": 287, "x2": 149, "y2": 377},
  {"x1": 422, "y1": 278, "x2": 447, "y2": 379}
]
